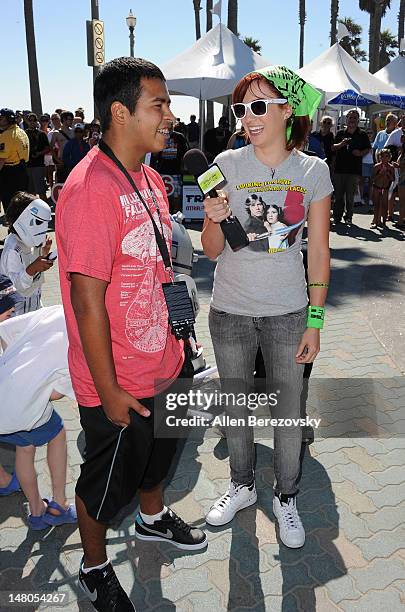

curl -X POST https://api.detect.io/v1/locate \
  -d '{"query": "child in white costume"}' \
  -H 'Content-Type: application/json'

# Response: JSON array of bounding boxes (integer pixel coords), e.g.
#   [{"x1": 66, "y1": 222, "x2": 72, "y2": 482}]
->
[
  {"x1": 0, "y1": 191, "x2": 54, "y2": 315},
  {"x1": 0, "y1": 283, "x2": 77, "y2": 530}
]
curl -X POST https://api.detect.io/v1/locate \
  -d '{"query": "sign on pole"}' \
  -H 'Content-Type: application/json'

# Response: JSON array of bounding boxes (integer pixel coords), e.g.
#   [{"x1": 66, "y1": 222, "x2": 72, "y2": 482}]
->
[{"x1": 87, "y1": 19, "x2": 105, "y2": 67}]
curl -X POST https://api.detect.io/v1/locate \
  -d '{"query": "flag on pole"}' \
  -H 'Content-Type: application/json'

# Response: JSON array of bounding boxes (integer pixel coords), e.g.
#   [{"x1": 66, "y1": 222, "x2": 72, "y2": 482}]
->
[
  {"x1": 211, "y1": 0, "x2": 223, "y2": 65},
  {"x1": 337, "y1": 22, "x2": 350, "y2": 41},
  {"x1": 211, "y1": 0, "x2": 222, "y2": 19}
]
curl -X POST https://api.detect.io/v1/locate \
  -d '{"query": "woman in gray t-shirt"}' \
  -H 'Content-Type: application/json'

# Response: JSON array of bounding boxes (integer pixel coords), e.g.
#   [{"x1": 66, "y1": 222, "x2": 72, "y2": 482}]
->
[{"x1": 202, "y1": 66, "x2": 333, "y2": 549}]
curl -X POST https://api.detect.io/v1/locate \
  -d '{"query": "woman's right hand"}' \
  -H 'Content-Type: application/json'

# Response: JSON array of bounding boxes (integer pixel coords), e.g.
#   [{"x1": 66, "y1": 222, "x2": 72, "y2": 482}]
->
[{"x1": 204, "y1": 194, "x2": 231, "y2": 223}]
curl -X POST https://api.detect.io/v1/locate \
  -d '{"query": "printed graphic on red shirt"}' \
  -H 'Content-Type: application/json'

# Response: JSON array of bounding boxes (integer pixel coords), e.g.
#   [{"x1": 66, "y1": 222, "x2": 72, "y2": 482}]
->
[{"x1": 119, "y1": 188, "x2": 171, "y2": 354}]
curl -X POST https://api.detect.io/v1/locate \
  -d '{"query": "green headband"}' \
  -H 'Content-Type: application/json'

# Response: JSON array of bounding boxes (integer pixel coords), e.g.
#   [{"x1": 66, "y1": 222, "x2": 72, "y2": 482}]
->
[{"x1": 250, "y1": 65, "x2": 322, "y2": 139}]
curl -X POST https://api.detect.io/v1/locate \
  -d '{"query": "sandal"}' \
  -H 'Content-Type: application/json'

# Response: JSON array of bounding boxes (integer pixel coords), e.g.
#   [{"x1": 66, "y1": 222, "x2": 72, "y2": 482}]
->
[
  {"x1": 28, "y1": 498, "x2": 51, "y2": 531},
  {"x1": 43, "y1": 499, "x2": 77, "y2": 526},
  {"x1": 0, "y1": 472, "x2": 21, "y2": 496}
]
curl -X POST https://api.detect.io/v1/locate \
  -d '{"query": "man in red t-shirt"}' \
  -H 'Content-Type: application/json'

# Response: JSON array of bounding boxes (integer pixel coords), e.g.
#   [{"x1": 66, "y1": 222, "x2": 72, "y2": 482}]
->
[{"x1": 56, "y1": 57, "x2": 207, "y2": 612}]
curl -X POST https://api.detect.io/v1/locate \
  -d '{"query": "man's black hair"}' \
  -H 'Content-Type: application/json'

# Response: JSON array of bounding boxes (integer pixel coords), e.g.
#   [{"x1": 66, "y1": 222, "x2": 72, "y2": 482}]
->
[
  {"x1": 60, "y1": 111, "x2": 74, "y2": 122},
  {"x1": 94, "y1": 57, "x2": 165, "y2": 133}
]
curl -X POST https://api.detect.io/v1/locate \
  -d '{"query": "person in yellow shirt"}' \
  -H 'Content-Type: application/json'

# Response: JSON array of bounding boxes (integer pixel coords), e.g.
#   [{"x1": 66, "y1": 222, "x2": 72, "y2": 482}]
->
[{"x1": 0, "y1": 108, "x2": 29, "y2": 215}]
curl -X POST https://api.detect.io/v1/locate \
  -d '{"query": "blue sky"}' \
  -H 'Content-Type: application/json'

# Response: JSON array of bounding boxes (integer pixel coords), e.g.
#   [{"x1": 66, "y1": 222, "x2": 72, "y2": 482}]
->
[{"x1": 1, "y1": 0, "x2": 402, "y2": 122}]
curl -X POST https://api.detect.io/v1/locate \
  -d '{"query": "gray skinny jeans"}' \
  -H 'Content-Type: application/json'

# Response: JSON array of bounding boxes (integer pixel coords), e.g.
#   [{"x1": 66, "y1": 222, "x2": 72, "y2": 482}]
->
[{"x1": 209, "y1": 306, "x2": 306, "y2": 495}]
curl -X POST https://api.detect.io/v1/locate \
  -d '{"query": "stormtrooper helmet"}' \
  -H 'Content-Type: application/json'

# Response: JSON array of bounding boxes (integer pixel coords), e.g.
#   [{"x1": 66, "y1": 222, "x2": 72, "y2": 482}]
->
[{"x1": 13, "y1": 198, "x2": 52, "y2": 248}]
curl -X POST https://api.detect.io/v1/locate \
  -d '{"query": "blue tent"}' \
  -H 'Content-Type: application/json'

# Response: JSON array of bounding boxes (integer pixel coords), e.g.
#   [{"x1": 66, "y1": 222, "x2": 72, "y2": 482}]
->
[
  {"x1": 328, "y1": 89, "x2": 377, "y2": 107},
  {"x1": 379, "y1": 93, "x2": 405, "y2": 109}
]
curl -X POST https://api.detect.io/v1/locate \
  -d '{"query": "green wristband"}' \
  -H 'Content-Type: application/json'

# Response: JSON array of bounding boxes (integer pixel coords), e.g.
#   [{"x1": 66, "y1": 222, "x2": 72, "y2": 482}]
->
[
  {"x1": 308, "y1": 282, "x2": 329, "y2": 288},
  {"x1": 307, "y1": 305, "x2": 325, "y2": 329}
]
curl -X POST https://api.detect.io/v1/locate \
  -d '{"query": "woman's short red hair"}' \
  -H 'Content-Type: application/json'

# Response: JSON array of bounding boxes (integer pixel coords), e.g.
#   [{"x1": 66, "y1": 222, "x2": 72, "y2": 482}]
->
[{"x1": 232, "y1": 73, "x2": 310, "y2": 151}]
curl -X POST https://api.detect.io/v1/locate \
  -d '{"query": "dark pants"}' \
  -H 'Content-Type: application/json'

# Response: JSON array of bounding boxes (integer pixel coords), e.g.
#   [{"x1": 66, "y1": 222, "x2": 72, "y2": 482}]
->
[
  {"x1": 333, "y1": 173, "x2": 358, "y2": 221},
  {"x1": 0, "y1": 162, "x2": 29, "y2": 214},
  {"x1": 76, "y1": 350, "x2": 194, "y2": 523},
  {"x1": 56, "y1": 165, "x2": 70, "y2": 183}
]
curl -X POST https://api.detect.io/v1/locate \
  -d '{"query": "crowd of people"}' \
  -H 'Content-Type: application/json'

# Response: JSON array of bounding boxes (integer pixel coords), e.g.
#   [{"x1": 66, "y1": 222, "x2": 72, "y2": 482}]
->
[
  {"x1": 3, "y1": 100, "x2": 401, "y2": 231},
  {"x1": 154, "y1": 106, "x2": 405, "y2": 230},
  {"x1": 0, "y1": 107, "x2": 101, "y2": 214},
  {"x1": 0, "y1": 55, "x2": 403, "y2": 612}
]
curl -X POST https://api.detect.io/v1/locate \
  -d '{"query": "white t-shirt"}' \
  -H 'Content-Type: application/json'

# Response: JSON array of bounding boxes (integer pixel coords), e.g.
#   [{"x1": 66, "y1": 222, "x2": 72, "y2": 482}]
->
[
  {"x1": 385, "y1": 128, "x2": 403, "y2": 148},
  {"x1": 0, "y1": 305, "x2": 74, "y2": 433},
  {"x1": 363, "y1": 151, "x2": 374, "y2": 164}
]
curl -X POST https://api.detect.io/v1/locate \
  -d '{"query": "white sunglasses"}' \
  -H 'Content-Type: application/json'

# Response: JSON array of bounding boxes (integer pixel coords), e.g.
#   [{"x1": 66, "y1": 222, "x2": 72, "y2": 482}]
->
[{"x1": 231, "y1": 98, "x2": 288, "y2": 120}]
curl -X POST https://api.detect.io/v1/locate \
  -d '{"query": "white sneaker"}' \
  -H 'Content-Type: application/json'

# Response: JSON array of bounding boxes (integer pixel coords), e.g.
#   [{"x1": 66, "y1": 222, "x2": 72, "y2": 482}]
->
[
  {"x1": 273, "y1": 494, "x2": 305, "y2": 548},
  {"x1": 205, "y1": 480, "x2": 257, "y2": 526}
]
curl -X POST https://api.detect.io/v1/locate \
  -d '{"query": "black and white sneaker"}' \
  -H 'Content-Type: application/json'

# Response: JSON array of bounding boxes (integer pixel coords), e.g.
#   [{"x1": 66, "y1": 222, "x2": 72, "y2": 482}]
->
[
  {"x1": 135, "y1": 507, "x2": 207, "y2": 550},
  {"x1": 78, "y1": 559, "x2": 135, "y2": 611}
]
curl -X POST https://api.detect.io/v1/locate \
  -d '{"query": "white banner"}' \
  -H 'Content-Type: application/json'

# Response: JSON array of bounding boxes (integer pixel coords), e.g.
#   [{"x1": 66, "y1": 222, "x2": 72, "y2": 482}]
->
[{"x1": 182, "y1": 185, "x2": 205, "y2": 220}]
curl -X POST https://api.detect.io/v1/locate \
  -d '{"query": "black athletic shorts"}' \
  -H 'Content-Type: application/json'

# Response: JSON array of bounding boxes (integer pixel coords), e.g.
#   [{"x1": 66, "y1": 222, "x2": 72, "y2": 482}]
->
[{"x1": 76, "y1": 351, "x2": 194, "y2": 523}]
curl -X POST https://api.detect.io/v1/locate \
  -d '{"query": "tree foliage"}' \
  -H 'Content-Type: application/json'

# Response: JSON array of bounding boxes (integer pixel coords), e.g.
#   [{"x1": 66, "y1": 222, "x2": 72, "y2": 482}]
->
[
  {"x1": 338, "y1": 17, "x2": 367, "y2": 62},
  {"x1": 379, "y1": 28, "x2": 398, "y2": 67},
  {"x1": 243, "y1": 36, "x2": 262, "y2": 54}
]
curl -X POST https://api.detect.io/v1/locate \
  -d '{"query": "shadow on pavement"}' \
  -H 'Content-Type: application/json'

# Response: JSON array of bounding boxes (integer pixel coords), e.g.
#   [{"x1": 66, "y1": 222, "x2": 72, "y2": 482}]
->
[
  {"x1": 208, "y1": 440, "x2": 346, "y2": 611},
  {"x1": 326, "y1": 260, "x2": 403, "y2": 306}
]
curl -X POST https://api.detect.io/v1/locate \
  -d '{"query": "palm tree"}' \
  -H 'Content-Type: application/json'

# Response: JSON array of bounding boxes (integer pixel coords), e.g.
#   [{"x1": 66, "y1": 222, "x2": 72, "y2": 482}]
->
[
  {"x1": 24, "y1": 0, "x2": 42, "y2": 115},
  {"x1": 399, "y1": 0, "x2": 405, "y2": 48},
  {"x1": 338, "y1": 17, "x2": 367, "y2": 62},
  {"x1": 227, "y1": 0, "x2": 238, "y2": 35},
  {"x1": 243, "y1": 36, "x2": 262, "y2": 54},
  {"x1": 205, "y1": 0, "x2": 214, "y2": 131},
  {"x1": 359, "y1": 0, "x2": 391, "y2": 73},
  {"x1": 379, "y1": 28, "x2": 398, "y2": 67},
  {"x1": 193, "y1": 0, "x2": 202, "y2": 39},
  {"x1": 299, "y1": 0, "x2": 306, "y2": 67},
  {"x1": 330, "y1": 0, "x2": 339, "y2": 45}
]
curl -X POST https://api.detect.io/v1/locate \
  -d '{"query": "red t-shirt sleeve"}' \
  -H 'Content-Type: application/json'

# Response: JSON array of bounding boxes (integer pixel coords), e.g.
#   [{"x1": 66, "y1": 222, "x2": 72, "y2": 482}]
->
[{"x1": 62, "y1": 170, "x2": 121, "y2": 283}]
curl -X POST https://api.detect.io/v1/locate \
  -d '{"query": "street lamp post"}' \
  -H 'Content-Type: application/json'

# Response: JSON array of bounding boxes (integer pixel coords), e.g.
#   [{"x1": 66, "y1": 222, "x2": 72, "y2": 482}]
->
[{"x1": 126, "y1": 9, "x2": 136, "y2": 57}]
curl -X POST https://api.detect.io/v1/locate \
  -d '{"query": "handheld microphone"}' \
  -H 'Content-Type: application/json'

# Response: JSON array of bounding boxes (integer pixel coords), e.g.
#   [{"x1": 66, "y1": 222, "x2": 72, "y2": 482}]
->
[{"x1": 183, "y1": 149, "x2": 249, "y2": 252}]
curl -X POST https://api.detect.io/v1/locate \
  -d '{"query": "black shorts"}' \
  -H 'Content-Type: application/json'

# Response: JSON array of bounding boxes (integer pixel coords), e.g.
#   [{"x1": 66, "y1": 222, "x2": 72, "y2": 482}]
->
[{"x1": 76, "y1": 352, "x2": 194, "y2": 523}]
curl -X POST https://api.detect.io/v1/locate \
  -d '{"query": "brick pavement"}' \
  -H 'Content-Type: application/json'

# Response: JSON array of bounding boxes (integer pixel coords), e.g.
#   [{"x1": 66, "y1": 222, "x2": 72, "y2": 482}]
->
[{"x1": 0, "y1": 207, "x2": 404, "y2": 611}]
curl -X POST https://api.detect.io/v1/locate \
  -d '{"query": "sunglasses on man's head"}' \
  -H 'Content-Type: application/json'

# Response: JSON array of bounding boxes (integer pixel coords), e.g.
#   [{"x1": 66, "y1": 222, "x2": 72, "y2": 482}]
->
[{"x1": 231, "y1": 98, "x2": 287, "y2": 120}]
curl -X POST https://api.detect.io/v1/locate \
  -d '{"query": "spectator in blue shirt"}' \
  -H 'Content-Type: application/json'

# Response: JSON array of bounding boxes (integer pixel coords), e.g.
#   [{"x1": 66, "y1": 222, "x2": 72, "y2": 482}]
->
[{"x1": 62, "y1": 123, "x2": 90, "y2": 176}]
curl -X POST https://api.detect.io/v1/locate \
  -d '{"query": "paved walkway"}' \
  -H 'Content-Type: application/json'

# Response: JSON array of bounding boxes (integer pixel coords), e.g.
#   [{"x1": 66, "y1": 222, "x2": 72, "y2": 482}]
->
[{"x1": 0, "y1": 207, "x2": 404, "y2": 611}]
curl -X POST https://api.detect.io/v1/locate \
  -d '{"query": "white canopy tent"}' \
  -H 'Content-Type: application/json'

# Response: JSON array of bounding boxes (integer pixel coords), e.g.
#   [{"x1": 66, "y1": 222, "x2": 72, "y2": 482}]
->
[
  {"x1": 374, "y1": 55, "x2": 405, "y2": 94},
  {"x1": 161, "y1": 23, "x2": 271, "y2": 146},
  {"x1": 297, "y1": 43, "x2": 404, "y2": 105},
  {"x1": 162, "y1": 23, "x2": 271, "y2": 102}
]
